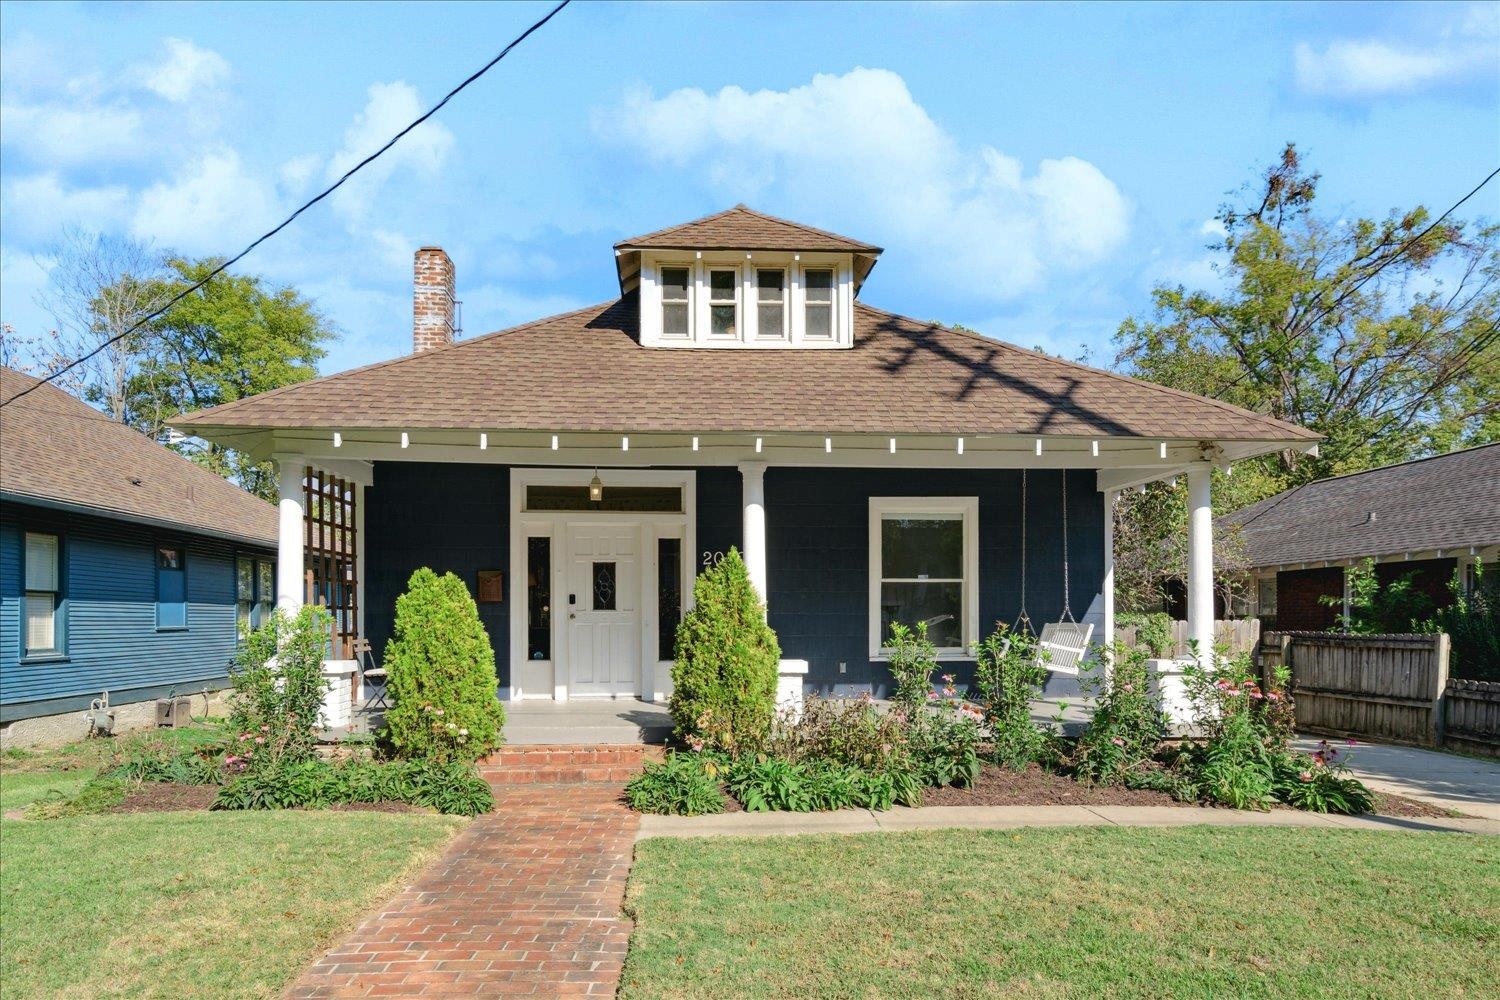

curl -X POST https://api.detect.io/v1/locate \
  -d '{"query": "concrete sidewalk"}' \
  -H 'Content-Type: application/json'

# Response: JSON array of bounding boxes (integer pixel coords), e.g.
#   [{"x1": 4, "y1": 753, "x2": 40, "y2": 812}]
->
[
  {"x1": 638, "y1": 803, "x2": 1498, "y2": 841},
  {"x1": 1295, "y1": 737, "x2": 1500, "y2": 820}
]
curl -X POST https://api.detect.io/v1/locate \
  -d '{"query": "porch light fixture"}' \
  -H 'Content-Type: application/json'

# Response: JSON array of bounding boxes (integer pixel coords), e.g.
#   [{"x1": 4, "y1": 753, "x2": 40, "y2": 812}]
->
[
  {"x1": 589, "y1": 469, "x2": 604, "y2": 503},
  {"x1": 333, "y1": 432, "x2": 342, "y2": 448}
]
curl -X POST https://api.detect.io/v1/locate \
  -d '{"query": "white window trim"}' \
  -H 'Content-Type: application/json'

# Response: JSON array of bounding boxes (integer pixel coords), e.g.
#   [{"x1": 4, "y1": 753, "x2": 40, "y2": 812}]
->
[
  {"x1": 704, "y1": 265, "x2": 741, "y2": 340},
  {"x1": 868, "y1": 497, "x2": 979, "y2": 660},
  {"x1": 754, "y1": 266, "x2": 788, "y2": 341},
  {"x1": 801, "y1": 265, "x2": 837, "y2": 342},
  {"x1": 659, "y1": 264, "x2": 692, "y2": 340},
  {"x1": 23, "y1": 530, "x2": 62, "y2": 658}
]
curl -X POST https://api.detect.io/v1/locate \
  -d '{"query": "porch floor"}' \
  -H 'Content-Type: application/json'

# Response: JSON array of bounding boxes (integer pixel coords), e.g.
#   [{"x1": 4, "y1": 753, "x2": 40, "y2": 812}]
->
[{"x1": 503, "y1": 698, "x2": 673, "y2": 745}]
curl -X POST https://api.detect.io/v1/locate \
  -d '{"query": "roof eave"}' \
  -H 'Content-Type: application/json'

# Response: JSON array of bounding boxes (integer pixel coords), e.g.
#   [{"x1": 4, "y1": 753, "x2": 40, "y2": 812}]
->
[{"x1": 1, "y1": 490, "x2": 277, "y2": 549}]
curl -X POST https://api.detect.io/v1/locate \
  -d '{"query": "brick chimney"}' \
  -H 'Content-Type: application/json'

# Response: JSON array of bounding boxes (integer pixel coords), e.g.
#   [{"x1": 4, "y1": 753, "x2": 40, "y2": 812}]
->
[{"x1": 413, "y1": 246, "x2": 455, "y2": 353}]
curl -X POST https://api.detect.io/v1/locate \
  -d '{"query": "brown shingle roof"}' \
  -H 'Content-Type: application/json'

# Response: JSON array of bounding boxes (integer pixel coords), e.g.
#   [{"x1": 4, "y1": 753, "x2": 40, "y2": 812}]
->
[
  {"x1": 0, "y1": 367, "x2": 277, "y2": 546},
  {"x1": 173, "y1": 297, "x2": 1318, "y2": 443},
  {"x1": 615, "y1": 205, "x2": 882, "y2": 253},
  {"x1": 1222, "y1": 444, "x2": 1500, "y2": 567}
]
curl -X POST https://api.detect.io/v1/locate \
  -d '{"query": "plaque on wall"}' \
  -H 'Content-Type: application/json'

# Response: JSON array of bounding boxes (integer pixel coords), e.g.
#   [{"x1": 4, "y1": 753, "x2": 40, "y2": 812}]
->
[{"x1": 477, "y1": 570, "x2": 504, "y2": 603}]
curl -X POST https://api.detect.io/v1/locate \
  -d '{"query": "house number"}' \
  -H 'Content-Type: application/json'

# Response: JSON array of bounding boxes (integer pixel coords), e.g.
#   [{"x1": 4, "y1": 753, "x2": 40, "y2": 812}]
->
[{"x1": 701, "y1": 550, "x2": 726, "y2": 569}]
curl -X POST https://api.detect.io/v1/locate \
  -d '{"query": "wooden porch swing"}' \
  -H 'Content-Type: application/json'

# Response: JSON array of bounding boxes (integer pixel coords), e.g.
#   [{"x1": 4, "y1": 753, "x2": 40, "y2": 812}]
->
[{"x1": 1011, "y1": 469, "x2": 1094, "y2": 675}]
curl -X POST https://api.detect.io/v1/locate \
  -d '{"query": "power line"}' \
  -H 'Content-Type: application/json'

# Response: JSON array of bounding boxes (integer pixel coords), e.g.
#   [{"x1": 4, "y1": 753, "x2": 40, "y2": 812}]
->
[
  {"x1": 1213, "y1": 164, "x2": 1500, "y2": 396},
  {"x1": 1, "y1": 0, "x2": 571, "y2": 410}
]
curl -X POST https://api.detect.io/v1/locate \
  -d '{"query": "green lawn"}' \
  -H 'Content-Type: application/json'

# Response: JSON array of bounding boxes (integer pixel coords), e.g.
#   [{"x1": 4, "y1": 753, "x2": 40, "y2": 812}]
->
[
  {"x1": 622, "y1": 827, "x2": 1500, "y2": 999},
  {"x1": 1, "y1": 806, "x2": 464, "y2": 998}
]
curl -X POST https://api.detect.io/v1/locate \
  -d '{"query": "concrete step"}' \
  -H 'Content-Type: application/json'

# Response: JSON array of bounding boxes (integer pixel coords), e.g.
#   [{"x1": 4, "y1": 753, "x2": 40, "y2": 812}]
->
[
  {"x1": 501, "y1": 724, "x2": 671, "y2": 746},
  {"x1": 479, "y1": 744, "x2": 665, "y2": 785}
]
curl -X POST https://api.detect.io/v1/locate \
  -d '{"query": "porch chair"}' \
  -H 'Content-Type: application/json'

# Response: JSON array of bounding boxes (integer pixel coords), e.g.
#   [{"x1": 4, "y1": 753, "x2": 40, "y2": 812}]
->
[{"x1": 355, "y1": 639, "x2": 389, "y2": 710}]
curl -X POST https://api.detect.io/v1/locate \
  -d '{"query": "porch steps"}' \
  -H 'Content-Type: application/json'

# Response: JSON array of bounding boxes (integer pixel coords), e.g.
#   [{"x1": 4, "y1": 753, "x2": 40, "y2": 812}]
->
[{"x1": 479, "y1": 744, "x2": 665, "y2": 785}]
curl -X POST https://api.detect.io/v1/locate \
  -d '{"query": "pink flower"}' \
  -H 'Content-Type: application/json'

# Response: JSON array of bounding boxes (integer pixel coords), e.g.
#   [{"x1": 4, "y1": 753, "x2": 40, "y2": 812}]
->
[
  {"x1": 688, "y1": 737, "x2": 705, "y2": 753},
  {"x1": 1267, "y1": 692, "x2": 1281, "y2": 702},
  {"x1": 259, "y1": 725, "x2": 269, "y2": 732},
  {"x1": 1121, "y1": 683, "x2": 1134, "y2": 693},
  {"x1": 1345, "y1": 739, "x2": 1357, "y2": 747},
  {"x1": 1110, "y1": 737, "x2": 1125, "y2": 747},
  {"x1": 1299, "y1": 771, "x2": 1313, "y2": 782},
  {"x1": 254, "y1": 736, "x2": 265, "y2": 744},
  {"x1": 941, "y1": 674, "x2": 955, "y2": 684}
]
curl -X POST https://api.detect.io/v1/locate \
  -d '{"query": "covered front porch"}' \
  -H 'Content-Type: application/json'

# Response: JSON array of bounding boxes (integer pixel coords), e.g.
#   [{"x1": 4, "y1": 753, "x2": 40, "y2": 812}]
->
[{"x1": 263, "y1": 430, "x2": 1271, "y2": 735}]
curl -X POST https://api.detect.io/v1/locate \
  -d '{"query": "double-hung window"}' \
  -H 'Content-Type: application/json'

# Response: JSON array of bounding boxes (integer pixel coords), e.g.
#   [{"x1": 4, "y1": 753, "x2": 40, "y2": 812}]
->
[
  {"x1": 1256, "y1": 576, "x2": 1277, "y2": 619},
  {"x1": 660, "y1": 266, "x2": 690, "y2": 338},
  {"x1": 869, "y1": 498, "x2": 978, "y2": 657},
  {"x1": 23, "y1": 532, "x2": 62, "y2": 657},
  {"x1": 803, "y1": 268, "x2": 835, "y2": 340},
  {"x1": 756, "y1": 269, "x2": 786, "y2": 340},
  {"x1": 708, "y1": 268, "x2": 739, "y2": 337},
  {"x1": 236, "y1": 555, "x2": 276, "y2": 634},
  {"x1": 156, "y1": 543, "x2": 187, "y2": 630}
]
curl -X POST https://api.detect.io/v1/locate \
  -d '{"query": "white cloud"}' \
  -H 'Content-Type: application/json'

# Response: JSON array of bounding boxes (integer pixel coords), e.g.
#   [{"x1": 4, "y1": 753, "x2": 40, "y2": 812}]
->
[
  {"x1": 326, "y1": 82, "x2": 453, "y2": 223},
  {"x1": 140, "y1": 37, "x2": 230, "y2": 103},
  {"x1": 132, "y1": 149, "x2": 278, "y2": 253},
  {"x1": 0, "y1": 101, "x2": 145, "y2": 164},
  {"x1": 596, "y1": 68, "x2": 1130, "y2": 300},
  {"x1": 1295, "y1": 9, "x2": 1498, "y2": 97},
  {"x1": 0, "y1": 173, "x2": 132, "y2": 241}
]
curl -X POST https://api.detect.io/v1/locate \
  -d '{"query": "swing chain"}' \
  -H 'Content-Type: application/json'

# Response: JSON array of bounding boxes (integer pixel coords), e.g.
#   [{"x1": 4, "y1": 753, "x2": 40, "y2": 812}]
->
[
  {"x1": 1013, "y1": 468, "x2": 1033, "y2": 636},
  {"x1": 1060, "y1": 470, "x2": 1076, "y2": 623}
]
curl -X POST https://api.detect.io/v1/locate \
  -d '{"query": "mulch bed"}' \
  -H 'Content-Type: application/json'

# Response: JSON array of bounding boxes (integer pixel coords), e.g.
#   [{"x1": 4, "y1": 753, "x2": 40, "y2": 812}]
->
[
  {"x1": 108, "y1": 782, "x2": 218, "y2": 813},
  {"x1": 1370, "y1": 792, "x2": 1461, "y2": 819},
  {"x1": 923, "y1": 763, "x2": 1192, "y2": 808}
]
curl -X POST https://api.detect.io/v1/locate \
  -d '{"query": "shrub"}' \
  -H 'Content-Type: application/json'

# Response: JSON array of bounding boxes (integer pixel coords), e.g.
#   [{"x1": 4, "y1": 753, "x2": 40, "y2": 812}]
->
[
  {"x1": 1120, "y1": 612, "x2": 1174, "y2": 659},
  {"x1": 885, "y1": 621, "x2": 938, "y2": 713},
  {"x1": 972, "y1": 625, "x2": 1058, "y2": 769},
  {"x1": 727, "y1": 756, "x2": 914, "y2": 812},
  {"x1": 1072, "y1": 643, "x2": 1165, "y2": 784},
  {"x1": 109, "y1": 737, "x2": 225, "y2": 786},
  {"x1": 212, "y1": 758, "x2": 493, "y2": 816},
  {"x1": 625, "y1": 753, "x2": 726, "y2": 815},
  {"x1": 228, "y1": 606, "x2": 332, "y2": 770},
  {"x1": 1430, "y1": 561, "x2": 1500, "y2": 681},
  {"x1": 1325, "y1": 558, "x2": 1435, "y2": 634},
  {"x1": 1271, "y1": 741, "x2": 1375, "y2": 814},
  {"x1": 669, "y1": 548, "x2": 780, "y2": 753},
  {"x1": 760, "y1": 695, "x2": 913, "y2": 775},
  {"x1": 908, "y1": 698, "x2": 982, "y2": 789},
  {"x1": 382, "y1": 568, "x2": 506, "y2": 764}
]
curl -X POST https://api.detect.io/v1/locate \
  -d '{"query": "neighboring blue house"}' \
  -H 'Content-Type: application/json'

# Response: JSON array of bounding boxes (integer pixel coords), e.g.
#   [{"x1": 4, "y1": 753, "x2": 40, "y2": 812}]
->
[
  {"x1": 173, "y1": 207, "x2": 1321, "y2": 722},
  {"x1": 0, "y1": 366, "x2": 277, "y2": 746}
]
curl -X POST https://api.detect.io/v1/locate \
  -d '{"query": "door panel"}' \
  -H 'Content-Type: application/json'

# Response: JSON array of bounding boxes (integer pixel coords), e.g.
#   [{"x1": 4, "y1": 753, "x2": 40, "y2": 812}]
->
[{"x1": 566, "y1": 523, "x2": 641, "y2": 695}]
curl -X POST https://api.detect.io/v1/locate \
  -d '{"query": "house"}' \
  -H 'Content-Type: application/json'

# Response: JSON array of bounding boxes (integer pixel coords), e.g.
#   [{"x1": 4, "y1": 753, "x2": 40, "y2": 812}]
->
[
  {"x1": 0, "y1": 367, "x2": 278, "y2": 747},
  {"x1": 1220, "y1": 444, "x2": 1500, "y2": 631},
  {"x1": 170, "y1": 206, "x2": 1319, "y2": 712}
]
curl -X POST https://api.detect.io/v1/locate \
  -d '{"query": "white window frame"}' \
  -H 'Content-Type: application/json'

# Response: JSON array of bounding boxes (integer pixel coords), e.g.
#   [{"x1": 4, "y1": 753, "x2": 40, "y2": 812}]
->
[
  {"x1": 868, "y1": 497, "x2": 979, "y2": 659},
  {"x1": 754, "y1": 267, "x2": 788, "y2": 341},
  {"x1": 705, "y1": 265, "x2": 741, "y2": 340},
  {"x1": 659, "y1": 264, "x2": 692, "y2": 340},
  {"x1": 23, "y1": 531, "x2": 62, "y2": 658},
  {"x1": 802, "y1": 266, "x2": 837, "y2": 342}
]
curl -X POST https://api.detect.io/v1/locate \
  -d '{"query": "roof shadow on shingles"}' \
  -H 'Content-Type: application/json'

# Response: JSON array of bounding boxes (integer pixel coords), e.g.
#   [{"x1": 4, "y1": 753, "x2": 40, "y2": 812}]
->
[{"x1": 865, "y1": 311, "x2": 1137, "y2": 437}]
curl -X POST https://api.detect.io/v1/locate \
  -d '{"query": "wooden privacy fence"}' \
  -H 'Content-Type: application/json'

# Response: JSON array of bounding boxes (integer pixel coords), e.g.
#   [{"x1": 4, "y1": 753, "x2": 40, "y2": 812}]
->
[
  {"x1": 1257, "y1": 631, "x2": 1499, "y2": 757},
  {"x1": 1115, "y1": 619, "x2": 1260, "y2": 658}
]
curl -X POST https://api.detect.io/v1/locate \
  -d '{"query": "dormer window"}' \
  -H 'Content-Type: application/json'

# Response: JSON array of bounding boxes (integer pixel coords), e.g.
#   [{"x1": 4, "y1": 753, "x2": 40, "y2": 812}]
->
[
  {"x1": 709, "y1": 269, "x2": 739, "y2": 337},
  {"x1": 804, "y1": 268, "x2": 834, "y2": 340},
  {"x1": 756, "y1": 269, "x2": 786, "y2": 340},
  {"x1": 661, "y1": 266, "x2": 690, "y2": 337}
]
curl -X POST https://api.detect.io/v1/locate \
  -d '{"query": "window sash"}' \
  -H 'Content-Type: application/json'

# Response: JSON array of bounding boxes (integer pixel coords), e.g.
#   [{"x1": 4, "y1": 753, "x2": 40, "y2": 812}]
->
[
  {"x1": 756, "y1": 268, "x2": 786, "y2": 339},
  {"x1": 804, "y1": 269, "x2": 835, "y2": 339},
  {"x1": 660, "y1": 267, "x2": 691, "y2": 337},
  {"x1": 24, "y1": 533, "x2": 58, "y2": 592},
  {"x1": 708, "y1": 268, "x2": 738, "y2": 337},
  {"x1": 870, "y1": 499, "x2": 976, "y2": 655},
  {"x1": 24, "y1": 592, "x2": 57, "y2": 653}
]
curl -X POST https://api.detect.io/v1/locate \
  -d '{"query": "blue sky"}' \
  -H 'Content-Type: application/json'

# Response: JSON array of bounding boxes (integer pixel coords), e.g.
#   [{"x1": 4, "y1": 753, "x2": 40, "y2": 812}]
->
[{"x1": 2, "y1": 1, "x2": 1497, "y2": 376}]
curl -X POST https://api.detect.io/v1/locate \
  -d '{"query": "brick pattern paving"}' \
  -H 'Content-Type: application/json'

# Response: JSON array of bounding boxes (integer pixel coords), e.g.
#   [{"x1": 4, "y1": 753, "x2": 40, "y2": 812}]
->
[{"x1": 287, "y1": 782, "x2": 639, "y2": 998}]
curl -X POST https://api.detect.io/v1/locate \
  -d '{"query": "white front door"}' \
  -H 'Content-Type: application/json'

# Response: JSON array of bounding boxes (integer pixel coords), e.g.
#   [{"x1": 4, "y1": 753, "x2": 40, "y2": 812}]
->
[{"x1": 565, "y1": 522, "x2": 641, "y2": 696}]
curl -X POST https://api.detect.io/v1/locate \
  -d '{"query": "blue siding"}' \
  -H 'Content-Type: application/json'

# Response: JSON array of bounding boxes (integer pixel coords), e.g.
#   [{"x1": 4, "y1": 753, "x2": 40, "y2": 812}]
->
[
  {"x1": 364, "y1": 462, "x2": 510, "y2": 693},
  {"x1": 356, "y1": 464, "x2": 1102, "y2": 701},
  {"x1": 762, "y1": 467, "x2": 1103, "y2": 696},
  {"x1": 0, "y1": 500, "x2": 274, "y2": 721}
]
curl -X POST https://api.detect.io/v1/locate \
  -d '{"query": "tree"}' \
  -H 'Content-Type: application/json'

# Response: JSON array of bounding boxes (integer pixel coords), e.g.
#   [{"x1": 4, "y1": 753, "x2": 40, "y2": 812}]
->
[
  {"x1": 381, "y1": 568, "x2": 506, "y2": 764},
  {"x1": 125, "y1": 257, "x2": 335, "y2": 499},
  {"x1": 669, "y1": 548, "x2": 780, "y2": 752},
  {"x1": 1117, "y1": 144, "x2": 1498, "y2": 494}
]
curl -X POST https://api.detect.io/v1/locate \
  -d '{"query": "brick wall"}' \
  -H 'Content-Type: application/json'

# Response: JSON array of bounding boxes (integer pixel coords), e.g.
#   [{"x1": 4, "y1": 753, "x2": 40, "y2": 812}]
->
[
  {"x1": 413, "y1": 247, "x2": 455, "y2": 353},
  {"x1": 1275, "y1": 567, "x2": 1344, "y2": 632}
]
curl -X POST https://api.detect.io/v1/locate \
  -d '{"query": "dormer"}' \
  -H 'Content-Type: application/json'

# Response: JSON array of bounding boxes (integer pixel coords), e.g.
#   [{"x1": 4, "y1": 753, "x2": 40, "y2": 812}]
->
[{"x1": 614, "y1": 205, "x2": 882, "y2": 350}]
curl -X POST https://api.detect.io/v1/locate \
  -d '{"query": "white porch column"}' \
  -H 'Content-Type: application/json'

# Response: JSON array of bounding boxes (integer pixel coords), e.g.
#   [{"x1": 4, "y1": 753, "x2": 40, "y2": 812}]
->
[
  {"x1": 275, "y1": 456, "x2": 305, "y2": 614},
  {"x1": 738, "y1": 461, "x2": 768, "y2": 611},
  {"x1": 1185, "y1": 463, "x2": 1214, "y2": 669},
  {"x1": 1102, "y1": 488, "x2": 1116, "y2": 654}
]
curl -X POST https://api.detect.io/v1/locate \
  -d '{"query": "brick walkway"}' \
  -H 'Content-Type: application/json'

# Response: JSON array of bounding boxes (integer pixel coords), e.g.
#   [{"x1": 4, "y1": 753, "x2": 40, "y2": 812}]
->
[{"x1": 287, "y1": 783, "x2": 639, "y2": 998}]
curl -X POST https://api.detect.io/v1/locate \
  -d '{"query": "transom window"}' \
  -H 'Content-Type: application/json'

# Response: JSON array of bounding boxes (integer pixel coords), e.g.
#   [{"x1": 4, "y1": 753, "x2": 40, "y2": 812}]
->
[
  {"x1": 869, "y1": 498, "x2": 978, "y2": 657},
  {"x1": 708, "y1": 268, "x2": 738, "y2": 337},
  {"x1": 660, "y1": 266, "x2": 690, "y2": 337},
  {"x1": 23, "y1": 531, "x2": 62, "y2": 657},
  {"x1": 804, "y1": 268, "x2": 834, "y2": 340},
  {"x1": 756, "y1": 268, "x2": 785, "y2": 339}
]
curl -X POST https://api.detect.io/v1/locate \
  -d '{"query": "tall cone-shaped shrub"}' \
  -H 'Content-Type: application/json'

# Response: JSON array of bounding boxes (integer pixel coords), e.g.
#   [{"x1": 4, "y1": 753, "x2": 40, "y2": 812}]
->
[
  {"x1": 382, "y1": 567, "x2": 505, "y2": 763},
  {"x1": 669, "y1": 547, "x2": 780, "y2": 752}
]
